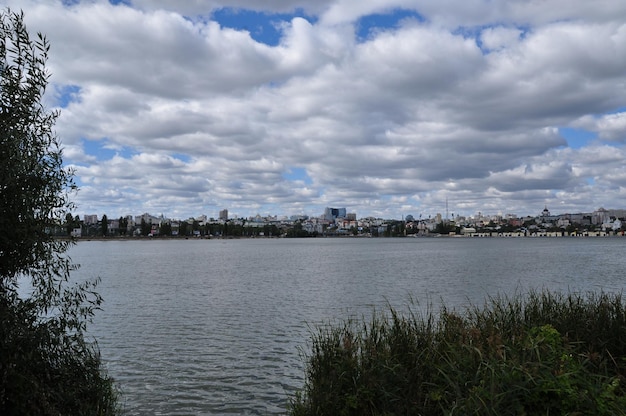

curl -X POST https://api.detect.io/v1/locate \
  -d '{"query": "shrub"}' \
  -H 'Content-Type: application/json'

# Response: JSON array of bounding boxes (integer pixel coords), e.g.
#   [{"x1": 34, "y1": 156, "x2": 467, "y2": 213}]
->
[
  {"x1": 290, "y1": 290, "x2": 626, "y2": 415},
  {"x1": 0, "y1": 8, "x2": 119, "y2": 415}
]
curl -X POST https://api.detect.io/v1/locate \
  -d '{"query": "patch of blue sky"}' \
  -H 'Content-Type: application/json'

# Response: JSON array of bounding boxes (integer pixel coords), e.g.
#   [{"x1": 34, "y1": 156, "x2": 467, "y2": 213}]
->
[
  {"x1": 212, "y1": 8, "x2": 316, "y2": 46},
  {"x1": 282, "y1": 167, "x2": 313, "y2": 185},
  {"x1": 172, "y1": 153, "x2": 192, "y2": 163},
  {"x1": 229, "y1": 181, "x2": 244, "y2": 190},
  {"x1": 356, "y1": 8, "x2": 425, "y2": 41},
  {"x1": 559, "y1": 127, "x2": 597, "y2": 149},
  {"x1": 71, "y1": 175, "x2": 86, "y2": 188},
  {"x1": 82, "y1": 139, "x2": 135, "y2": 160},
  {"x1": 455, "y1": 24, "x2": 531, "y2": 54},
  {"x1": 605, "y1": 106, "x2": 626, "y2": 115},
  {"x1": 55, "y1": 84, "x2": 81, "y2": 108},
  {"x1": 108, "y1": 0, "x2": 130, "y2": 5}
]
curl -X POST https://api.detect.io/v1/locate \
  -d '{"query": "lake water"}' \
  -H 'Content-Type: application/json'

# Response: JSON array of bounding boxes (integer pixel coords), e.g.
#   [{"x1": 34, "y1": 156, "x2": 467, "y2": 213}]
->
[{"x1": 71, "y1": 237, "x2": 626, "y2": 415}]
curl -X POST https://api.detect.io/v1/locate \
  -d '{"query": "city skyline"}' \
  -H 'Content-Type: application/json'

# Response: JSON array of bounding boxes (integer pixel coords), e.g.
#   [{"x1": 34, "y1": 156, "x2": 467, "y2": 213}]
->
[
  {"x1": 79, "y1": 203, "x2": 624, "y2": 224},
  {"x1": 11, "y1": 0, "x2": 626, "y2": 220}
]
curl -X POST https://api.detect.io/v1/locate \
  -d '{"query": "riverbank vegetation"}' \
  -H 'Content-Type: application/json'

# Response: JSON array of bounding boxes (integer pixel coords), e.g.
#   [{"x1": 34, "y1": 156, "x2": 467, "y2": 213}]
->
[
  {"x1": 290, "y1": 290, "x2": 626, "y2": 415},
  {"x1": 0, "y1": 9, "x2": 119, "y2": 415}
]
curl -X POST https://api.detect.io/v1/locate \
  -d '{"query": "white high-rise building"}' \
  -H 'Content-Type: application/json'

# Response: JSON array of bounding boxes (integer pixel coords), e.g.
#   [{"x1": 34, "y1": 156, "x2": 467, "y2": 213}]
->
[{"x1": 83, "y1": 214, "x2": 98, "y2": 225}]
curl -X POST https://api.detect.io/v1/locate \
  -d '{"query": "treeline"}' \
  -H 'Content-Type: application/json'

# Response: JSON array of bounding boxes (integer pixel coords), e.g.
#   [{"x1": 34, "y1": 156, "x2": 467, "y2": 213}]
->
[
  {"x1": 61, "y1": 217, "x2": 416, "y2": 238},
  {"x1": 65, "y1": 216, "x2": 286, "y2": 238}
]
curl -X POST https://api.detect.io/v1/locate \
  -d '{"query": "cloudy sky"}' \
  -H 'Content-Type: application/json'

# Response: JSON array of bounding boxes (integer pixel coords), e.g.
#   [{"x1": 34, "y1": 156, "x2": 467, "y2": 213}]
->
[{"x1": 9, "y1": 0, "x2": 626, "y2": 220}]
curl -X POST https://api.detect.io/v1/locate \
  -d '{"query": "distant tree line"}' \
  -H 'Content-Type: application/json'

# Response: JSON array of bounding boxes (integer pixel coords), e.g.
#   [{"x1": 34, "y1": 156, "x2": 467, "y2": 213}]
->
[{"x1": 58, "y1": 209, "x2": 626, "y2": 239}]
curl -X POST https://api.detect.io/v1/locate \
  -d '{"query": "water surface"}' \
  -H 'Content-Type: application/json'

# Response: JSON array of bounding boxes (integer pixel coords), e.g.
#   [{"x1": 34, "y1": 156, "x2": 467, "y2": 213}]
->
[{"x1": 73, "y1": 237, "x2": 626, "y2": 414}]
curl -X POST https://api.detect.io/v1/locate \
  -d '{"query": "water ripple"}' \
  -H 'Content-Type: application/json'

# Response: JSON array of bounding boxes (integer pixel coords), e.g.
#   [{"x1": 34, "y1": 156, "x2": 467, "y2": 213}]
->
[{"x1": 77, "y1": 238, "x2": 626, "y2": 414}]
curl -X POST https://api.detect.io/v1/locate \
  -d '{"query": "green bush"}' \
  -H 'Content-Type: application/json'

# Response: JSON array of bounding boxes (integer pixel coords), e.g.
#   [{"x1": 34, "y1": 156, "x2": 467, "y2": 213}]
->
[
  {"x1": 0, "y1": 8, "x2": 120, "y2": 415},
  {"x1": 290, "y1": 290, "x2": 626, "y2": 415},
  {"x1": 0, "y1": 293, "x2": 119, "y2": 415}
]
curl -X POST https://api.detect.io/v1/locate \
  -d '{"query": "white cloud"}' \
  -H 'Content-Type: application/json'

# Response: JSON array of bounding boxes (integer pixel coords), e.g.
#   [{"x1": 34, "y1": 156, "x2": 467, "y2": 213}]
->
[
  {"x1": 595, "y1": 113, "x2": 626, "y2": 142},
  {"x1": 480, "y1": 26, "x2": 522, "y2": 51},
  {"x1": 6, "y1": 0, "x2": 626, "y2": 219}
]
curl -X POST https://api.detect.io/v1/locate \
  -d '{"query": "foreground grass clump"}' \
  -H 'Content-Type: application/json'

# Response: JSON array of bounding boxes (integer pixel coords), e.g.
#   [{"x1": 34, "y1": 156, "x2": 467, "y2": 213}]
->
[{"x1": 290, "y1": 291, "x2": 626, "y2": 415}]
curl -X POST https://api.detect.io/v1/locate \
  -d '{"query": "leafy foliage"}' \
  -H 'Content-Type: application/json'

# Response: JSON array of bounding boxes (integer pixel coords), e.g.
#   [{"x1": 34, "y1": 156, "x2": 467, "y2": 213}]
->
[
  {"x1": 290, "y1": 290, "x2": 626, "y2": 415},
  {"x1": 0, "y1": 8, "x2": 119, "y2": 415}
]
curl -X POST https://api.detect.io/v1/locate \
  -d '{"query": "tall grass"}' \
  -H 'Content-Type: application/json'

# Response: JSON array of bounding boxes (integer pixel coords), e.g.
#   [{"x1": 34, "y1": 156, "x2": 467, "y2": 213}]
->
[{"x1": 290, "y1": 290, "x2": 626, "y2": 415}]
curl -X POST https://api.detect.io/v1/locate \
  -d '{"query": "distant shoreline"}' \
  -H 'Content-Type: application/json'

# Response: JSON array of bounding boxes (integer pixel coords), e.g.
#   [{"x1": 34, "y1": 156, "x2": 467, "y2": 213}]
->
[{"x1": 66, "y1": 232, "x2": 626, "y2": 241}]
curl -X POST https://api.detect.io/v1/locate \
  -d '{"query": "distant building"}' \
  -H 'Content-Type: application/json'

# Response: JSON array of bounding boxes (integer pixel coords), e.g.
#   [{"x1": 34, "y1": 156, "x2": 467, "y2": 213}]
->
[
  {"x1": 250, "y1": 214, "x2": 264, "y2": 223},
  {"x1": 124, "y1": 215, "x2": 134, "y2": 231},
  {"x1": 592, "y1": 207, "x2": 609, "y2": 225},
  {"x1": 323, "y1": 207, "x2": 346, "y2": 221},
  {"x1": 83, "y1": 214, "x2": 98, "y2": 225},
  {"x1": 219, "y1": 209, "x2": 229, "y2": 221},
  {"x1": 290, "y1": 214, "x2": 309, "y2": 221},
  {"x1": 135, "y1": 212, "x2": 159, "y2": 225},
  {"x1": 609, "y1": 219, "x2": 623, "y2": 231}
]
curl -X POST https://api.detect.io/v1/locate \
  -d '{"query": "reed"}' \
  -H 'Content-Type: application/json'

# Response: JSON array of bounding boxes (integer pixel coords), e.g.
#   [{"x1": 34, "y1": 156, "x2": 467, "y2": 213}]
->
[{"x1": 289, "y1": 290, "x2": 626, "y2": 415}]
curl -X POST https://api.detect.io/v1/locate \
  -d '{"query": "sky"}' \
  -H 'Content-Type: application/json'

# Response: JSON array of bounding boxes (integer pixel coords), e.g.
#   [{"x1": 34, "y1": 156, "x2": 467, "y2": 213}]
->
[{"x1": 7, "y1": 0, "x2": 626, "y2": 220}]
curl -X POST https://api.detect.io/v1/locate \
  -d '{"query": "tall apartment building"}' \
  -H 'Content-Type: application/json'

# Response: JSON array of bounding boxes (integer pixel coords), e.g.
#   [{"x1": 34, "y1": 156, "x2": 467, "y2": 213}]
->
[
  {"x1": 323, "y1": 207, "x2": 347, "y2": 221},
  {"x1": 219, "y1": 209, "x2": 229, "y2": 221},
  {"x1": 83, "y1": 214, "x2": 98, "y2": 225}
]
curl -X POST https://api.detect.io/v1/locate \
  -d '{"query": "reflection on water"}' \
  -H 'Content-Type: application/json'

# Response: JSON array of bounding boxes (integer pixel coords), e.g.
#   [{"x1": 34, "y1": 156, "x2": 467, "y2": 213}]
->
[{"x1": 74, "y1": 237, "x2": 626, "y2": 414}]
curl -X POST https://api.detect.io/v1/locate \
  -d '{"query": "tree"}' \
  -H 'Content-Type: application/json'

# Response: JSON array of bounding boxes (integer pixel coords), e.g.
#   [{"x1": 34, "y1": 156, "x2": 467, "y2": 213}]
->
[
  {"x1": 65, "y1": 212, "x2": 76, "y2": 235},
  {"x1": 118, "y1": 216, "x2": 128, "y2": 236},
  {"x1": 179, "y1": 220, "x2": 189, "y2": 236},
  {"x1": 0, "y1": 9, "x2": 118, "y2": 415},
  {"x1": 140, "y1": 218, "x2": 151, "y2": 236},
  {"x1": 435, "y1": 221, "x2": 456, "y2": 235},
  {"x1": 101, "y1": 214, "x2": 108, "y2": 236},
  {"x1": 160, "y1": 222, "x2": 172, "y2": 236},
  {"x1": 192, "y1": 219, "x2": 201, "y2": 236}
]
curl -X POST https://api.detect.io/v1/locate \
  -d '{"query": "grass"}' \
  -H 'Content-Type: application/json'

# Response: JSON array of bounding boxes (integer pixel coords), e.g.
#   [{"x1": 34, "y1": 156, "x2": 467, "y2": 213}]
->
[{"x1": 289, "y1": 290, "x2": 626, "y2": 415}]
